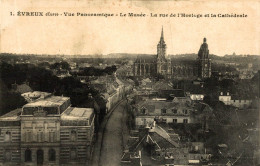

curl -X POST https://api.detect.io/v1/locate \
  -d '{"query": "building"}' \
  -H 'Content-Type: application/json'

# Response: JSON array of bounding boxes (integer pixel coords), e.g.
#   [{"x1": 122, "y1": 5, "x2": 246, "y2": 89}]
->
[
  {"x1": 133, "y1": 27, "x2": 171, "y2": 78},
  {"x1": 134, "y1": 97, "x2": 193, "y2": 127},
  {"x1": 0, "y1": 95, "x2": 95, "y2": 166},
  {"x1": 133, "y1": 28, "x2": 212, "y2": 80},
  {"x1": 197, "y1": 38, "x2": 212, "y2": 79},
  {"x1": 121, "y1": 122, "x2": 211, "y2": 166},
  {"x1": 219, "y1": 92, "x2": 253, "y2": 109}
]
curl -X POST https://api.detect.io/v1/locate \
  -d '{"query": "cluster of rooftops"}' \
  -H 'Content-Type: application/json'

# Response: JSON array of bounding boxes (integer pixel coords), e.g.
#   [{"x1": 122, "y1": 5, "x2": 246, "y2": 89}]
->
[{"x1": 0, "y1": 92, "x2": 94, "y2": 124}]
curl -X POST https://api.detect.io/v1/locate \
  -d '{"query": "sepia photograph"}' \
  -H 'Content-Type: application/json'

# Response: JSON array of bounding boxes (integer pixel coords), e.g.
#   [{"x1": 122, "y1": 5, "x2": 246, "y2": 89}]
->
[{"x1": 0, "y1": 0, "x2": 260, "y2": 165}]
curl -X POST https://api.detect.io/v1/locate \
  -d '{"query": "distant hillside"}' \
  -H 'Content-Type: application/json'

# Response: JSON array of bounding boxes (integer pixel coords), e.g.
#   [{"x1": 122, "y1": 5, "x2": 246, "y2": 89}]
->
[{"x1": 1, "y1": 52, "x2": 259, "y2": 63}]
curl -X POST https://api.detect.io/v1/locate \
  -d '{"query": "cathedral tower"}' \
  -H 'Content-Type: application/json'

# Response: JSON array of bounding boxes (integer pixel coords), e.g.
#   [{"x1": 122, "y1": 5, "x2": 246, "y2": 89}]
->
[
  {"x1": 156, "y1": 27, "x2": 171, "y2": 78},
  {"x1": 198, "y1": 38, "x2": 211, "y2": 78},
  {"x1": 157, "y1": 27, "x2": 167, "y2": 60}
]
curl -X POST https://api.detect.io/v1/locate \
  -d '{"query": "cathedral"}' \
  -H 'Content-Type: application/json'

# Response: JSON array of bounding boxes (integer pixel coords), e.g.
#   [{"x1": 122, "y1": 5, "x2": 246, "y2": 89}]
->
[{"x1": 133, "y1": 28, "x2": 211, "y2": 79}]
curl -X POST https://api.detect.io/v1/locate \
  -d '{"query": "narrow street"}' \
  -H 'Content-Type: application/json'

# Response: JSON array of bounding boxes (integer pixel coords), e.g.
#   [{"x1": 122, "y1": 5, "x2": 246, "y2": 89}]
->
[{"x1": 91, "y1": 100, "x2": 129, "y2": 166}]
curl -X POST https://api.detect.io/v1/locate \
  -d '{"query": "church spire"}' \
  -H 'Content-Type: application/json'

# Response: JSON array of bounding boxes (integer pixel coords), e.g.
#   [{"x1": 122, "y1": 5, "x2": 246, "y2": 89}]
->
[
  {"x1": 203, "y1": 37, "x2": 207, "y2": 43},
  {"x1": 160, "y1": 26, "x2": 164, "y2": 41},
  {"x1": 157, "y1": 26, "x2": 167, "y2": 60}
]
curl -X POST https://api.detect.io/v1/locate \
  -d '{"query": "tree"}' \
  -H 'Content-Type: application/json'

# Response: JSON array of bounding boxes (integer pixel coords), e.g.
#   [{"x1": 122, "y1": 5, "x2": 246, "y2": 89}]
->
[{"x1": 0, "y1": 80, "x2": 26, "y2": 115}]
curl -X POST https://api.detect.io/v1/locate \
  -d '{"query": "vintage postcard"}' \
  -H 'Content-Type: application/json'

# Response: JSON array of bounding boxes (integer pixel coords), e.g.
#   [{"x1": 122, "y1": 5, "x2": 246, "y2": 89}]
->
[{"x1": 0, "y1": 0, "x2": 259, "y2": 165}]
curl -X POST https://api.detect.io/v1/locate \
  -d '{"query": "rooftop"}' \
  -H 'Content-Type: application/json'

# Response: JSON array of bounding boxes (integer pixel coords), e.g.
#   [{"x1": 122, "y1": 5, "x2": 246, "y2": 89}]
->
[
  {"x1": 0, "y1": 108, "x2": 21, "y2": 121},
  {"x1": 24, "y1": 96, "x2": 70, "y2": 107},
  {"x1": 21, "y1": 91, "x2": 52, "y2": 102},
  {"x1": 61, "y1": 107, "x2": 94, "y2": 120}
]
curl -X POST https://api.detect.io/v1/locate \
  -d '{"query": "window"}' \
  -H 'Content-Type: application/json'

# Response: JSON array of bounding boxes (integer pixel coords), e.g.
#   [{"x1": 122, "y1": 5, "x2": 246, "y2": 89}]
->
[
  {"x1": 70, "y1": 148, "x2": 77, "y2": 160},
  {"x1": 183, "y1": 119, "x2": 188, "y2": 123},
  {"x1": 173, "y1": 119, "x2": 177, "y2": 123},
  {"x1": 4, "y1": 150, "x2": 11, "y2": 161},
  {"x1": 44, "y1": 107, "x2": 58, "y2": 114},
  {"x1": 25, "y1": 132, "x2": 32, "y2": 142},
  {"x1": 141, "y1": 108, "x2": 146, "y2": 114},
  {"x1": 48, "y1": 149, "x2": 56, "y2": 161},
  {"x1": 49, "y1": 132, "x2": 55, "y2": 142},
  {"x1": 183, "y1": 110, "x2": 187, "y2": 114},
  {"x1": 37, "y1": 132, "x2": 44, "y2": 142},
  {"x1": 25, "y1": 149, "x2": 32, "y2": 162},
  {"x1": 172, "y1": 109, "x2": 177, "y2": 114},
  {"x1": 4, "y1": 131, "x2": 11, "y2": 142},
  {"x1": 71, "y1": 130, "x2": 77, "y2": 141},
  {"x1": 161, "y1": 108, "x2": 167, "y2": 114}
]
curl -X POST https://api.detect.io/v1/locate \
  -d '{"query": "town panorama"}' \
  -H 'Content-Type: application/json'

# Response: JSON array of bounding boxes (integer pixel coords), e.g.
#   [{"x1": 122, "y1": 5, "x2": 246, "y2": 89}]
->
[{"x1": 0, "y1": 28, "x2": 259, "y2": 166}]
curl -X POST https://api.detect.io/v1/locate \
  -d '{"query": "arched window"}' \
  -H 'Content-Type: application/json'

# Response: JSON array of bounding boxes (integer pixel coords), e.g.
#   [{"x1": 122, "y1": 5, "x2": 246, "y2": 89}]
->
[
  {"x1": 4, "y1": 150, "x2": 11, "y2": 161},
  {"x1": 71, "y1": 130, "x2": 77, "y2": 141},
  {"x1": 4, "y1": 131, "x2": 11, "y2": 142},
  {"x1": 25, "y1": 149, "x2": 32, "y2": 162},
  {"x1": 48, "y1": 149, "x2": 56, "y2": 161},
  {"x1": 70, "y1": 148, "x2": 77, "y2": 160}
]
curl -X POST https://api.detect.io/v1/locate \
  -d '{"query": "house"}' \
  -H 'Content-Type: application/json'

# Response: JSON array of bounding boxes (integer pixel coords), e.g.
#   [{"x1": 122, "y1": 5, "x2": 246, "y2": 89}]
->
[
  {"x1": 0, "y1": 94, "x2": 95, "y2": 166},
  {"x1": 134, "y1": 97, "x2": 194, "y2": 127},
  {"x1": 91, "y1": 75, "x2": 133, "y2": 113},
  {"x1": 121, "y1": 122, "x2": 211, "y2": 165},
  {"x1": 219, "y1": 92, "x2": 253, "y2": 109},
  {"x1": 186, "y1": 89, "x2": 205, "y2": 101}
]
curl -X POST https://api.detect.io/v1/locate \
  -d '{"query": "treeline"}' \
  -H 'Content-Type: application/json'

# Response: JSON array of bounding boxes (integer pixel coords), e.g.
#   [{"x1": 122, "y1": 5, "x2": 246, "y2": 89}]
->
[
  {"x1": 75, "y1": 65, "x2": 117, "y2": 76},
  {"x1": 0, "y1": 62, "x2": 106, "y2": 117}
]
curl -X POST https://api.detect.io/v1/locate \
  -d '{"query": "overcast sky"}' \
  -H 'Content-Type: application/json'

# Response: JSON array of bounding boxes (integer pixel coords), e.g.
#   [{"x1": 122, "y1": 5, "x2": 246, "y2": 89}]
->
[{"x1": 1, "y1": 0, "x2": 260, "y2": 56}]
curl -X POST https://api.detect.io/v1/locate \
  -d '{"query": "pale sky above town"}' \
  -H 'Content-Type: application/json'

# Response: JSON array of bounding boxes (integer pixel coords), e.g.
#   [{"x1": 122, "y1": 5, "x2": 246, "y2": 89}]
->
[{"x1": 1, "y1": 0, "x2": 260, "y2": 56}]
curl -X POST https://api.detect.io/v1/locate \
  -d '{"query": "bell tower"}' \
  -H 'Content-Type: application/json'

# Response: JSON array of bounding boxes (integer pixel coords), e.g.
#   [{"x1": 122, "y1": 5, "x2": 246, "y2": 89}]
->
[
  {"x1": 198, "y1": 37, "x2": 211, "y2": 78},
  {"x1": 157, "y1": 27, "x2": 167, "y2": 60}
]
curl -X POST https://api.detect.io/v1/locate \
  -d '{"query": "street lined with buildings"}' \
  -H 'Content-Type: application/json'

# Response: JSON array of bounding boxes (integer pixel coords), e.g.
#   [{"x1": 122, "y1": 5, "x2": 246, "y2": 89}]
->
[
  {"x1": 0, "y1": 27, "x2": 259, "y2": 166},
  {"x1": 99, "y1": 100, "x2": 128, "y2": 166}
]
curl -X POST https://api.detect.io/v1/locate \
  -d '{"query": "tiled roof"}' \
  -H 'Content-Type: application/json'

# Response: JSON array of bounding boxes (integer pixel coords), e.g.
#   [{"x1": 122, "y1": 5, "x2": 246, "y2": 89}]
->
[
  {"x1": 128, "y1": 125, "x2": 179, "y2": 152},
  {"x1": 136, "y1": 55, "x2": 157, "y2": 63},
  {"x1": 158, "y1": 89, "x2": 185, "y2": 98},
  {"x1": 153, "y1": 81, "x2": 173, "y2": 91},
  {"x1": 137, "y1": 100, "x2": 178, "y2": 111},
  {"x1": 149, "y1": 132, "x2": 176, "y2": 149}
]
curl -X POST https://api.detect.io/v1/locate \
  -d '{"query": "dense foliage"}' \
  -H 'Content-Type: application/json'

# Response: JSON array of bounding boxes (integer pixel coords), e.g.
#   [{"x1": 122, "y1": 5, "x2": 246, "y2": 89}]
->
[{"x1": 0, "y1": 62, "x2": 106, "y2": 117}]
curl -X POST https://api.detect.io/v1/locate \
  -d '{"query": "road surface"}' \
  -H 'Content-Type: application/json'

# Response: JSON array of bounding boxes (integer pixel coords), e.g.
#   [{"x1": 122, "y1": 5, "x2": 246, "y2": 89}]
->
[
  {"x1": 91, "y1": 100, "x2": 129, "y2": 166},
  {"x1": 99, "y1": 100, "x2": 128, "y2": 166}
]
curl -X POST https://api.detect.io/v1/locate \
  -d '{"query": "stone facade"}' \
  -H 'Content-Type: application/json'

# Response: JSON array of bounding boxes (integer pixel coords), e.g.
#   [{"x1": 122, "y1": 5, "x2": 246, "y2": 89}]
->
[
  {"x1": 133, "y1": 28, "x2": 212, "y2": 80},
  {"x1": 0, "y1": 95, "x2": 95, "y2": 166},
  {"x1": 219, "y1": 92, "x2": 253, "y2": 109},
  {"x1": 198, "y1": 38, "x2": 212, "y2": 79},
  {"x1": 135, "y1": 97, "x2": 193, "y2": 127}
]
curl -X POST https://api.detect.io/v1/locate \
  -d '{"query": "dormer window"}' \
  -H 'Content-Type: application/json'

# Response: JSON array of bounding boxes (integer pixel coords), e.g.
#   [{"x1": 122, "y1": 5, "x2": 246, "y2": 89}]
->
[
  {"x1": 141, "y1": 107, "x2": 146, "y2": 114},
  {"x1": 4, "y1": 131, "x2": 11, "y2": 142},
  {"x1": 161, "y1": 108, "x2": 167, "y2": 114},
  {"x1": 172, "y1": 109, "x2": 177, "y2": 114}
]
